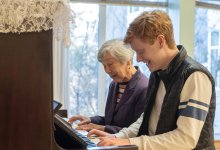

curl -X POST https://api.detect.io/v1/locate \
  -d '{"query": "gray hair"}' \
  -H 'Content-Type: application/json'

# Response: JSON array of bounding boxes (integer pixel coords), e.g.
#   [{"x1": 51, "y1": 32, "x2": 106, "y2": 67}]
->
[{"x1": 97, "y1": 39, "x2": 134, "y2": 64}]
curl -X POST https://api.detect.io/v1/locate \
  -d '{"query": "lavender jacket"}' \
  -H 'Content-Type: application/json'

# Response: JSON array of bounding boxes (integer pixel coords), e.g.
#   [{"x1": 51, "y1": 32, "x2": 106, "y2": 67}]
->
[{"x1": 90, "y1": 67, "x2": 149, "y2": 133}]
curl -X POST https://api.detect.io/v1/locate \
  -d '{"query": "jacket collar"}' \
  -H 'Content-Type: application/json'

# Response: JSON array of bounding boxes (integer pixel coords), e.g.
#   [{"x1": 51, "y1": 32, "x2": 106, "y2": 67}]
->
[
  {"x1": 157, "y1": 45, "x2": 187, "y2": 83},
  {"x1": 113, "y1": 66, "x2": 142, "y2": 112}
]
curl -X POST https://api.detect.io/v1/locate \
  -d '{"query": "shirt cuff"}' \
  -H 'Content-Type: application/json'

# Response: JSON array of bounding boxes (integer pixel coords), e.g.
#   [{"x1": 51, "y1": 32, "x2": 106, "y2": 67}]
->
[{"x1": 115, "y1": 133, "x2": 124, "y2": 138}]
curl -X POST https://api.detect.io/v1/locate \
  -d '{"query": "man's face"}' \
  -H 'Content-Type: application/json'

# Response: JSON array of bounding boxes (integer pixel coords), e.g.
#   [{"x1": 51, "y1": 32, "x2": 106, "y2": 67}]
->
[{"x1": 130, "y1": 37, "x2": 164, "y2": 72}]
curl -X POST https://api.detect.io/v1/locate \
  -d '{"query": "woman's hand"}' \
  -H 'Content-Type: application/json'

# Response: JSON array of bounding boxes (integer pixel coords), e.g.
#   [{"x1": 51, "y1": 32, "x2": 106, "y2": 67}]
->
[
  {"x1": 76, "y1": 123, "x2": 105, "y2": 131},
  {"x1": 68, "y1": 115, "x2": 91, "y2": 125}
]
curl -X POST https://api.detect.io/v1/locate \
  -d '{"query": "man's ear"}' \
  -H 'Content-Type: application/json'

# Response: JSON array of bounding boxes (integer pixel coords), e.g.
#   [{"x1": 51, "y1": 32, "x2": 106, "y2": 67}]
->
[{"x1": 157, "y1": 34, "x2": 165, "y2": 48}]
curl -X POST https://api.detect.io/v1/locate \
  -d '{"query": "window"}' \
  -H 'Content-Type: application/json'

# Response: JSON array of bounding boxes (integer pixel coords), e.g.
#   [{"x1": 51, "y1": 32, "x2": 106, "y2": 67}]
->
[
  {"x1": 210, "y1": 31, "x2": 220, "y2": 89},
  {"x1": 68, "y1": 4, "x2": 99, "y2": 116},
  {"x1": 63, "y1": 0, "x2": 220, "y2": 140},
  {"x1": 195, "y1": 0, "x2": 220, "y2": 139},
  {"x1": 66, "y1": 1, "x2": 166, "y2": 117},
  {"x1": 54, "y1": 0, "x2": 220, "y2": 142}
]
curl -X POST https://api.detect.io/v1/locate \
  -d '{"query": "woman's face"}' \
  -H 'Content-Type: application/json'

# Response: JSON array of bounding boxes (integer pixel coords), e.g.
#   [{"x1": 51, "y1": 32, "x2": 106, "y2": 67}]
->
[{"x1": 101, "y1": 53, "x2": 130, "y2": 83}]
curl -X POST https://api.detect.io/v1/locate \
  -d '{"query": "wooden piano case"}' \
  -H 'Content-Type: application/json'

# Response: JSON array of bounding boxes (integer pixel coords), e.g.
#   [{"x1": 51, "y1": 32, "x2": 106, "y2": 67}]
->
[{"x1": 0, "y1": 30, "x2": 57, "y2": 150}]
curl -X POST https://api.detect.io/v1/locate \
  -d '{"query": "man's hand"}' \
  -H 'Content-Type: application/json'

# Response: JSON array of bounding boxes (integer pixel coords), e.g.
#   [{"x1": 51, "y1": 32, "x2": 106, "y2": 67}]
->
[
  {"x1": 88, "y1": 129, "x2": 114, "y2": 137},
  {"x1": 68, "y1": 115, "x2": 91, "y2": 125},
  {"x1": 97, "y1": 137, "x2": 130, "y2": 146},
  {"x1": 76, "y1": 123, "x2": 105, "y2": 131},
  {"x1": 87, "y1": 129, "x2": 130, "y2": 146}
]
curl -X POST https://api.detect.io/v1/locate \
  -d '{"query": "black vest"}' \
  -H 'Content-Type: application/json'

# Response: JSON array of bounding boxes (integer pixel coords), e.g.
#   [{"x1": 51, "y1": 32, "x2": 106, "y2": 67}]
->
[{"x1": 138, "y1": 45, "x2": 216, "y2": 150}]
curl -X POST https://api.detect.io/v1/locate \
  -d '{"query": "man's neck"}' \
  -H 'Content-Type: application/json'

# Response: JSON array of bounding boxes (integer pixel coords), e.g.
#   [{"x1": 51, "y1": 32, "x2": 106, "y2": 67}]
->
[{"x1": 162, "y1": 47, "x2": 179, "y2": 70}]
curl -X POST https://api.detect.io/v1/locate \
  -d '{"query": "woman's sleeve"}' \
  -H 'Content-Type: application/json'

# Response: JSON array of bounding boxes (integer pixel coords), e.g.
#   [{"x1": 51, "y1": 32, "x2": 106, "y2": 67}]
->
[{"x1": 90, "y1": 116, "x2": 105, "y2": 125}]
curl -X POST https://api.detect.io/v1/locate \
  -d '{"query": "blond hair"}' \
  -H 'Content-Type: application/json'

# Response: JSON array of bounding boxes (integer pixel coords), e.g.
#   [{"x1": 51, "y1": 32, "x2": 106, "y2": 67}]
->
[{"x1": 124, "y1": 10, "x2": 176, "y2": 49}]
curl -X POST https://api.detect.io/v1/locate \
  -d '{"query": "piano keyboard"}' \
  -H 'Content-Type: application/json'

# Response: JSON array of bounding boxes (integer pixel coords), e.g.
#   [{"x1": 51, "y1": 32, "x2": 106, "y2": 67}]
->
[{"x1": 54, "y1": 114, "x2": 97, "y2": 148}]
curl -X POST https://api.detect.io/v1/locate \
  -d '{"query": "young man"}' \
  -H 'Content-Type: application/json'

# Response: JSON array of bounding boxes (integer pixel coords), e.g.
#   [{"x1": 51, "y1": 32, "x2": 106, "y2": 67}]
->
[{"x1": 88, "y1": 10, "x2": 216, "y2": 150}]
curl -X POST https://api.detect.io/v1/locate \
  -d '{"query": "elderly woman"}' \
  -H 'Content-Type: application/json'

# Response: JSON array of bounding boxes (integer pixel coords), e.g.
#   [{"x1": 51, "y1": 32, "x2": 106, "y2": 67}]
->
[{"x1": 68, "y1": 39, "x2": 149, "y2": 134}]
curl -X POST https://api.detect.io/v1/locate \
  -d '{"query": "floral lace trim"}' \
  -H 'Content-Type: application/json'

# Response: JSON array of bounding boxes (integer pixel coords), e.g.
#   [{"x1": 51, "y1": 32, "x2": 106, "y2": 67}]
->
[{"x1": 0, "y1": 0, "x2": 75, "y2": 47}]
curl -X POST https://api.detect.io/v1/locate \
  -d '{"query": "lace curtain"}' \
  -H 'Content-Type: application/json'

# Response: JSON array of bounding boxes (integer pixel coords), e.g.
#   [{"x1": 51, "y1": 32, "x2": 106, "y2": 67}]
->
[{"x1": 0, "y1": 0, "x2": 75, "y2": 47}]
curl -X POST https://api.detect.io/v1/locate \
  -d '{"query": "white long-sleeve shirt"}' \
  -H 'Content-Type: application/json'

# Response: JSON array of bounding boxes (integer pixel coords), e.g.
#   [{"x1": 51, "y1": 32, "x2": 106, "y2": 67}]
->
[{"x1": 114, "y1": 72, "x2": 212, "y2": 150}]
